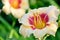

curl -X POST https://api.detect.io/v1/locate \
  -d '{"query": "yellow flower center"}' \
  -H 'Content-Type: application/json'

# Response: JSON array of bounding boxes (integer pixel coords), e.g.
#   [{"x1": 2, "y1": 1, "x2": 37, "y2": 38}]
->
[
  {"x1": 9, "y1": 0, "x2": 21, "y2": 9},
  {"x1": 33, "y1": 14, "x2": 46, "y2": 29},
  {"x1": 28, "y1": 13, "x2": 49, "y2": 29}
]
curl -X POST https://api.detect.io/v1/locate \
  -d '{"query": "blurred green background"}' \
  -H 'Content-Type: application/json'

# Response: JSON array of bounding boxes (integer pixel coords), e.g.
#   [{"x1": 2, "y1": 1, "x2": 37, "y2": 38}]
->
[{"x1": 0, "y1": 0, "x2": 60, "y2": 40}]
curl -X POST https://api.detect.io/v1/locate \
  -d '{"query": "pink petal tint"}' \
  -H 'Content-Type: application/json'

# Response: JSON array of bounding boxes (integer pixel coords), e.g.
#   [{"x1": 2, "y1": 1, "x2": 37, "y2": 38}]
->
[
  {"x1": 40, "y1": 13, "x2": 49, "y2": 23},
  {"x1": 28, "y1": 13, "x2": 49, "y2": 30}
]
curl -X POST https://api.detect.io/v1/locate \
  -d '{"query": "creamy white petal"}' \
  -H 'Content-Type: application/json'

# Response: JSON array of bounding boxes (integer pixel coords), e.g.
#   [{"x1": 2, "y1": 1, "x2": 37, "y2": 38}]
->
[
  {"x1": 33, "y1": 27, "x2": 48, "y2": 38},
  {"x1": 20, "y1": 0, "x2": 29, "y2": 9},
  {"x1": 46, "y1": 6, "x2": 59, "y2": 17},
  {"x1": 10, "y1": 7, "x2": 25, "y2": 18},
  {"x1": 29, "y1": 7, "x2": 47, "y2": 15},
  {"x1": 2, "y1": 3, "x2": 11, "y2": 15},
  {"x1": 18, "y1": 12, "x2": 33, "y2": 26},
  {"x1": 2, "y1": 0, "x2": 9, "y2": 4},
  {"x1": 19, "y1": 25, "x2": 33, "y2": 37},
  {"x1": 46, "y1": 6, "x2": 59, "y2": 22},
  {"x1": 38, "y1": 7, "x2": 48, "y2": 14},
  {"x1": 47, "y1": 23, "x2": 58, "y2": 36}
]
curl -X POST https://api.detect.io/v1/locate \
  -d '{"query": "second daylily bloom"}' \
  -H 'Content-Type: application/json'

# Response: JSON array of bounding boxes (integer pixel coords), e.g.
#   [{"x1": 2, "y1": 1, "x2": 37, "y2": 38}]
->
[
  {"x1": 2, "y1": 0, "x2": 29, "y2": 18},
  {"x1": 18, "y1": 6, "x2": 59, "y2": 39}
]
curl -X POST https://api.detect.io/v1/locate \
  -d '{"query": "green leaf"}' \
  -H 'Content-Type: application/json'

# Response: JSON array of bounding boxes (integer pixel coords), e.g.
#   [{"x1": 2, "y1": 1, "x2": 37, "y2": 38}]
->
[
  {"x1": 55, "y1": 27, "x2": 60, "y2": 40},
  {"x1": 29, "y1": 0, "x2": 38, "y2": 9},
  {"x1": 58, "y1": 14, "x2": 60, "y2": 27},
  {"x1": 58, "y1": 14, "x2": 60, "y2": 20},
  {"x1": 45, "y1": 35, "x2": 55, "y2": 40},
  {"x1": 0, "y1": 37, "x2": 4, "y2": 40}
]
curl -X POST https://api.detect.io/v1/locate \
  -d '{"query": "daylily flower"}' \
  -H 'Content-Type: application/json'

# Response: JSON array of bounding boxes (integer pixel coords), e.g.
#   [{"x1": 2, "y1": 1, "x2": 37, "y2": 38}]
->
[
  {"x1": 18, "y1": 6, "x2": 59, "y2": 39},
  {"x1": 2, "y1": 0, "x2": 29, "y2": 18}
]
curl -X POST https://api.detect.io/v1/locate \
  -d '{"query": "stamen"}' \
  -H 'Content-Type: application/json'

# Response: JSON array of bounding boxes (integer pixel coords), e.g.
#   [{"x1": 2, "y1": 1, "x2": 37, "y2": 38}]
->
[{"x1": 28, "y1": 13, "x2": 49, "y2": 29}]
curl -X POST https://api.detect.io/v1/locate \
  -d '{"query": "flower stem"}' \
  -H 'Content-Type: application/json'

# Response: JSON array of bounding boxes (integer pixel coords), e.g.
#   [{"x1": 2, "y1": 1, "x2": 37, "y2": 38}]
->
[
  {"x1": 12, "y1": 19, "x2": 16, "y2": 27},
  {"x1": 43, "y1": 34, "x2": 49, "y2": 40},
  {"x1": 37, "y1": 34, "x2": 49, "y2": 40},
  {"x1": 9, "y1": 29, "x2": 19, "y2": 39}
]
